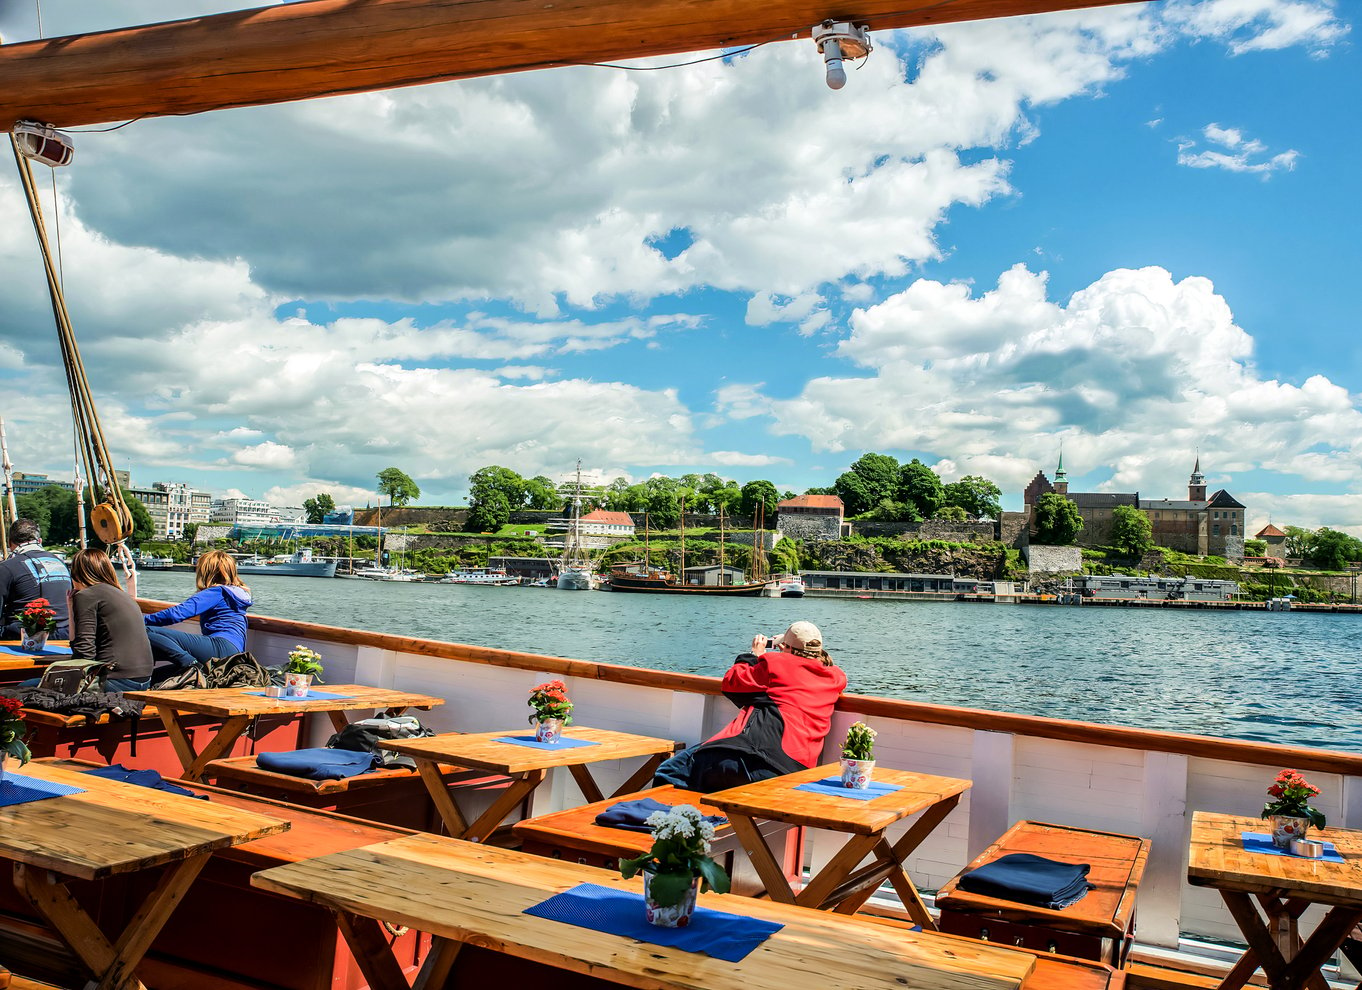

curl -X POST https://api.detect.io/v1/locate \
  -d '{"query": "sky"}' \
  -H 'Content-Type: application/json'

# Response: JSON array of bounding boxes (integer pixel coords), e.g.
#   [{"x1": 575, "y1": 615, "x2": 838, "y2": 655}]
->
[{"x1": 0, "y1": 0, "x2": 1358, "y2": 534}]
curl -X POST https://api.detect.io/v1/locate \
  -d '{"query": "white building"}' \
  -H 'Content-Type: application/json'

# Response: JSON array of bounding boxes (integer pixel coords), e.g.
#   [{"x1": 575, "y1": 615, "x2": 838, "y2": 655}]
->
[
  {"x1": 578, "y1": 509, "x2": 635, "y2": 539},
  {"x1": 210, "y1": 497, "x2": 274, "y2": 527},
  {"x1": 129, "y1": 481, "x2": 212, "y2": 538}
]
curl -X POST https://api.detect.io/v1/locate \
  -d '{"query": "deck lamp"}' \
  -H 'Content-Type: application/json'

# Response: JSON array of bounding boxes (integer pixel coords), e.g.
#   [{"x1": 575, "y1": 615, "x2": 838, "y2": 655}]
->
[
  {"x1": 812, "y1": 20, "x2": 871, "y2": 90},
  {"x1": 12, "y1": 120, "x2": 75, "y2": 167}
]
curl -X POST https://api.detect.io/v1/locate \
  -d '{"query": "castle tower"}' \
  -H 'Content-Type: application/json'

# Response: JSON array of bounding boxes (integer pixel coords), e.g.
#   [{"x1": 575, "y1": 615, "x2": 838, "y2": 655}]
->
[
  {"x1": 1188, "y1": 455, "x2": 1206, "y2": 502},
  {"x1": 1053, "y1": 450, "x2": 1069, "y2": 496}
]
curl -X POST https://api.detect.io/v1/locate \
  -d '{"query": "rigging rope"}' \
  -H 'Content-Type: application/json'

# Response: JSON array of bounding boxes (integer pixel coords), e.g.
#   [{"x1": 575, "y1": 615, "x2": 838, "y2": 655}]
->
[{"x1": 10, "y1": 137, "x2": 134, "y2": 547}]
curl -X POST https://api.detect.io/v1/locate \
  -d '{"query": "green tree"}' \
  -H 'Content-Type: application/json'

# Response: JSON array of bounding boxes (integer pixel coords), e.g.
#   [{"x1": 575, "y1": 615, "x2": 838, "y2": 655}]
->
[
  {"x1": 1284, "y1": 525, "x2": 1314, "y2": 559},
  {"x1": 643, "y1": 477, "x2": 683, "y2": 528},
  {"x1": 1243, "y1": 538, "x2": 1268, "y2": 557},
  {"x1": 465, "y1": 465, "x2": 524, "y2": 532},
  {"x1": 1032, "y1": 492, "x2": 1083, "y2": 545},
  {"x1": 863, "y1": 499, "x2": 922, "y2": 523},
  {"x1": 303, "y1": 492, "x2": 336, "y2": 524},
  {"x1": 1307, "y1": 528, "x2": 1362, "y2": 571},
  {"x1": 1109, "y1": 505, "x2": 1154, "y2": 556},
  {"x1": 833, "y1": 472, "x2": 873, "y2": 516},
  {"x1": 465, "y1": 490, "x2": 511, "y2": 533},
  {"x1": 14, "y1": 493, "x2": 53, "y2": 539},
  {"x1": 523, "y1": 475, "x2": 564, "y2": 511},
  {"x1": 936, "y1": 504, "x2": 968, "y2": 522},
  {"x1": 377, "y1": 467, "x2": 421, "y2": 507},
  {"x1": 942, "y1": 475, "x2": 1003, "y2": 520},
  {"x1": 123, "y1": 492, "x2": 156, "y2": 544},
  {"x1": 182, "y1": 522, "x2": 200, "y2": 544},
  {"x1": 804, "y1": 486, "x2": 836, "y2": 495},
  {"x1": 897, "y1": 458, "x2": 945, "y2": 519},
  {"x1": 739, "y1": 479, "x2": 779, "y2": 522}
]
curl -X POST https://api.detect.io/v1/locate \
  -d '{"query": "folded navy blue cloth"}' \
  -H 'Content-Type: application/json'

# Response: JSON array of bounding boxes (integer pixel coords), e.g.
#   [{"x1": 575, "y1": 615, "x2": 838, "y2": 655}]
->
[
  {"x1": 82, "y1": 764, "x2": 206, "y2": 799},
  {"x1": 593, "y1": 797, "x2": 728, "y2": 832},
  {"x1": 957, "y1": 853, "x2": 1094, "y2": 910},
  {"x1": 257, "y1": 747, "x2": 382, "y2": 781}
]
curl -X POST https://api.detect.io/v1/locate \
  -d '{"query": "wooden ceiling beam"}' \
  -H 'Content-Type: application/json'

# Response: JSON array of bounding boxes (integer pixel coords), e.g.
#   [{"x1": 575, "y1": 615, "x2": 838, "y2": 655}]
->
[{"x1": 0, "y1": 0, "x2": 1136, "y2": 130}]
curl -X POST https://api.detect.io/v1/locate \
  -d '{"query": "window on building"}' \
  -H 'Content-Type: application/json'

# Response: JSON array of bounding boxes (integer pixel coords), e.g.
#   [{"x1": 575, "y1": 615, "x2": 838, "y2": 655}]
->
[
  {"x1": 1231, "y1": 525, "x2": 1238, "y2": 535},
  {"x1": 1213, "y1": 524, "x2": 1220, "y2": 536}
]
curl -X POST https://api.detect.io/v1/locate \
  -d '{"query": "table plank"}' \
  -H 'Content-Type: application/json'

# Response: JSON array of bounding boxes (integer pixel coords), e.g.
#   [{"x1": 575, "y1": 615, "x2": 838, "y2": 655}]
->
[
  {"x1": 253, "y1": 834, "x2": 1035, "y2": 990},
  {"x1": 380, "y1": 726, "x2": 676, "y2": 774},
  {"x1": 1188, "y1": 811, "x2": 1362, "y2": 906},
  {"x1": 122, "y1": 684, "x2": 443, "y2": 717},
  {"x1": 705, "y1": 763, "x2": 972, "y2": 835},
  {"x1": 0, "y1": 762, "x2": 288, "y2": 880}
]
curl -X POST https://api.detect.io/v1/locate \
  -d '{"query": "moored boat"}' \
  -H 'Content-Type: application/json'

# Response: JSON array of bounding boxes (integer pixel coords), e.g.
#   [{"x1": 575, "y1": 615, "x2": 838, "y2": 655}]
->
[
  {"x1": 439, "y1": 567, "x2": 521, "y2": 586},
  {"x1": 235, "y1": 548, "x2": 339, "y2": 578},
  {"x1": 608, "y1": 562, "x2": 767, "y2": 596}
]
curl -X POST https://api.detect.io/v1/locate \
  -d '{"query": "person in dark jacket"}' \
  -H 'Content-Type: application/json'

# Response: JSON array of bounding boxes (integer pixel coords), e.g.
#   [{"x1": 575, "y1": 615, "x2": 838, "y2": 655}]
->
[
  {"x1": 0, "y1": 518, "x2": 71, "y2": 639},
  {"x1": 68, "y1": 548, "x2": 154, "y2": 691},
  {"x1": 653, "y1": 621, "x2": 847, "y2": 792},
  {"x1": 144, "y1": 550, "x2": 252, "y2": 668}
]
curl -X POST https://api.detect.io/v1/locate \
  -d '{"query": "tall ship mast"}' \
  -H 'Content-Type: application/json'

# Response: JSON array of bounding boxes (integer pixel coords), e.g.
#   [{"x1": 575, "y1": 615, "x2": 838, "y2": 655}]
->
[{"x1": 554, "y1": 461, "x2": 597, "y2": 591}]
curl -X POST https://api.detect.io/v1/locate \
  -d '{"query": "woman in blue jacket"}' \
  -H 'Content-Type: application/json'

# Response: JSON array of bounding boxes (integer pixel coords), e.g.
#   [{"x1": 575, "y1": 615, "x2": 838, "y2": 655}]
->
[{"x1": 144, "y1": 550, "x2": 253, "y2": 668}]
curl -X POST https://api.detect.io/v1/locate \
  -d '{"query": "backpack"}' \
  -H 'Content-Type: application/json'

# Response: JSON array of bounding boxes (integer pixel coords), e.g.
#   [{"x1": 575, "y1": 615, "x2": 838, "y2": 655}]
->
[
  {"x1": 38, "y1": 658, "x2": 112, "y2": 696},
  {"x1": 151, "y1": 664, "x2": 209, "y2": 691},
  {"x1": 327, "y1": 715, "x2": 434, "y2": 770},
  {"x1": 204, "y1": 651, "x2": 271, "y2": 689}
]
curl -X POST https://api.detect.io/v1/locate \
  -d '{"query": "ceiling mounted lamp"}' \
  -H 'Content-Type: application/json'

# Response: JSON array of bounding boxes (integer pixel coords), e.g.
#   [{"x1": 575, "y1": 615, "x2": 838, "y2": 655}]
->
[
  {"x1": 812, "y1": 20, "x2": 871, "y2": 91},
  {"x1": 12, "y1": 120, "x2": 75, "y2": 167}
]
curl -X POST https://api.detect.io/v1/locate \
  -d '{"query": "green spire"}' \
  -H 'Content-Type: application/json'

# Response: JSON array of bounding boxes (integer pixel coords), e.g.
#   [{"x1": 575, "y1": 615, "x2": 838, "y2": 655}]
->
[{"x1": 1054, "y1": 448, "x2": 1067, "y2": 482}]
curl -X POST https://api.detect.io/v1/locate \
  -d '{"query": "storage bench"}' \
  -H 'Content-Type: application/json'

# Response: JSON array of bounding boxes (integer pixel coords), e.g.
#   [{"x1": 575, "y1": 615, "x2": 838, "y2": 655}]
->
[{"x1": 935, "y1": 820, "x2": 1149, "y2": 966}]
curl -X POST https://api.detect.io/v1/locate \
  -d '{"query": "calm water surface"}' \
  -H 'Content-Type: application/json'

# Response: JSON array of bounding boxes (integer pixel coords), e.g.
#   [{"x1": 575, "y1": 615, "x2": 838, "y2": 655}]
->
[{"x1": 138, "y1": 572, "x2": 1362, "y2": 751}]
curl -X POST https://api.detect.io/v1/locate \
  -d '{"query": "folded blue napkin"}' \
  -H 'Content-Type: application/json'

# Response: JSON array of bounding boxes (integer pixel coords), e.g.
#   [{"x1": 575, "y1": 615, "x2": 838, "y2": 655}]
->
[
  {"x1": 257, "y1": 747, "x2": 382, "y2": 780},
  {"x1": 793, "y1": 776, "x2": 904, "y2": 801},
  {"x1": 82, "y1": 764, "x2": 206, "y2": 799},
  {"x1": 594, "y1": 797, "x2": 728, "y2": 832},
  {"x1": 493, "y1": 735, "x2": 598, "y2": 750},
  {"x1": 0, "y1": 643, "x2": 73, "y2": 658},
  {"x1": 1241, "y1": 831, "x2": 1345, "y2": 864},
  {"x1": 957, "y1": 853, "x2": 1093, "y2": 910},
  {"x1": 0, "y1": 771, "x2": 85, "y2": 807},
  {"x1": 244, "y1": 688, "x2": 353, "y2": 701},
  {"x1": 524, "y1": 882, "x2": 781, "y2": 962}
]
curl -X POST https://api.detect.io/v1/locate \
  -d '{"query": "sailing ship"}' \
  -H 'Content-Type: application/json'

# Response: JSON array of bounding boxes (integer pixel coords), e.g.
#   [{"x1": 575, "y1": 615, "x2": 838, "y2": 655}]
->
[
  {"x1": 609, "y1": 501, "x2": 768, "y2": 595},
  {"x1": 553, "y1": 462, "x2": 598, "y2": 591}
]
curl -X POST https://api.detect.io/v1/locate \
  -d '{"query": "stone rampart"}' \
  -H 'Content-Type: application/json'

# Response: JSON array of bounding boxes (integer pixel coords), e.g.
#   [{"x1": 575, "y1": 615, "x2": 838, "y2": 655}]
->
[
  {"x1": 779, "y1": 514, "x2": 842, "y2": 541},
  {"x1": 851, "y1": 519, "x2": 999, "y2": 542},
  {"x1": 1024, "y1": 545, "x2": 1083, "y2": 574}
]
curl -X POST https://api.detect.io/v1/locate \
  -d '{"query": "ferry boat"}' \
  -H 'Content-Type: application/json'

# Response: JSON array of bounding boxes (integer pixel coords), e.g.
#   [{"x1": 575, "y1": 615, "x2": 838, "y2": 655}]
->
[
  {"x1": 438, "y1": 567, "x2": 521, "y2": 586},
  {"x1": 1, "y1": 2, "x2": 1354, "y2": 987},
  {"x1": 235, "y1": 548, "x2": 339, "y2": 578}
]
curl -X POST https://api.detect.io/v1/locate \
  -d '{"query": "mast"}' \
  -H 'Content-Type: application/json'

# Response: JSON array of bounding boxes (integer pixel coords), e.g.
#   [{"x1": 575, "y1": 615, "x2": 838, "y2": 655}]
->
[
  {"x1": 718, "y1": 504, "x2": 726, "y2": 585},
  {"x1": 0, "y1": 0, "x2": 1132, "y2": 131},
  {"x1": 678, "y1": 496, "x2": 686, "y2": 585},
  {"x1": 0, "y1": 417, "x2": 14, "y2": 546}
]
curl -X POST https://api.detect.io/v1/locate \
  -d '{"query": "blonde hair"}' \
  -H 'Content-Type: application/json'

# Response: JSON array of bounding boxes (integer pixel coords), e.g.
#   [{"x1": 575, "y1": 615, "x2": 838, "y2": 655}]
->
[
  {"x1": 70, "y1": 548, "x2": 121, "y2": 590},
  {"x1": 196, "y1": 549, "x2": 247, "y2": 591}
]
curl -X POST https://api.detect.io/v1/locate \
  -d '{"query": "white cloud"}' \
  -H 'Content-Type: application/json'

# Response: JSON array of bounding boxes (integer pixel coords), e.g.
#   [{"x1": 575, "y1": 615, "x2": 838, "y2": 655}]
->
[
  {"x1": 708, "y1": 451, "x2": 793, "y2": 467},
  {"x1": 1176, "y1": 123, "x2": 1300, "y2": 175},
  {"x1": 1162, "y1": 0, "x2": 1348, "y2": 56},
  {"x1": 232, "y1": 442, "x2": 299, "y2": 470}
]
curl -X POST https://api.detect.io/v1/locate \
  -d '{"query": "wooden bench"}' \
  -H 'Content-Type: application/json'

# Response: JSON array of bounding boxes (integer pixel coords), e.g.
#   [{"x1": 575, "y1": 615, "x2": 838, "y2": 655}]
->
[
  {"x1": 936, "y1": 820, "x2": 1149, "y2": 967},
  {"x1": 0, "y1": 758, "x2": 434, "y2": 990},
  {"x1": 204, "y1": 753, "x2": 523, "y2": 834},
  {"x1": 512, "y1": 783, "x2": 803, "y2": 895}
]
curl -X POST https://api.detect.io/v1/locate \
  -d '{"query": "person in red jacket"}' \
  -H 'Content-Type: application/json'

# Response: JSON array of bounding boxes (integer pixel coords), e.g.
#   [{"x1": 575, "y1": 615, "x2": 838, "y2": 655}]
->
[{"x1": 653, "y1": 621, "x2": 847, "y2": 793}]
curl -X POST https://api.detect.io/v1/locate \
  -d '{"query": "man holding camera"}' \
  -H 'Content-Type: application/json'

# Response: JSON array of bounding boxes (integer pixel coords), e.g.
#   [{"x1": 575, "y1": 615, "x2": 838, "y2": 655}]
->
[{"x1": 653, "y1": 621, "x2": 847, "y2": 792}]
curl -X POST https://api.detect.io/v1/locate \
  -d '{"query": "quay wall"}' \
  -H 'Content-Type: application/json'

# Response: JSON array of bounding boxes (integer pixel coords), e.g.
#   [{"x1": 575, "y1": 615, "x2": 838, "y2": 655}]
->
[{"x1": 138, "y1": 597, "x2": 1362, "y2": 971}]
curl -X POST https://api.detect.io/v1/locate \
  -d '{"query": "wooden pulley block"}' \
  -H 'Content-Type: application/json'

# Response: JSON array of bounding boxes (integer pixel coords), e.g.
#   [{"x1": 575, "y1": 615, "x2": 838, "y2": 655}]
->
[{"x1": 90, "y1": 500, "x2": 133, "y2": 544}]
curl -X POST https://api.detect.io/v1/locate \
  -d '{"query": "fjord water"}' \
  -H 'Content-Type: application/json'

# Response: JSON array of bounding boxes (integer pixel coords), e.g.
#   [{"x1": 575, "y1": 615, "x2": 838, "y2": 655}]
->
[{"x1": 138, "y1": 571, "x2": 1362, "y2": 752}]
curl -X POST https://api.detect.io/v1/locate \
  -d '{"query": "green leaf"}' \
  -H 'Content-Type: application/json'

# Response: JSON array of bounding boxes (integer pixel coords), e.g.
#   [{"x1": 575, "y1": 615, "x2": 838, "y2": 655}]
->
[
  {"x1": 647, "y1": 870, "x2": 694, "y2": 908},
  {"x1": 696, "y1": 858, "x2": 730, "y2": 895},
  {"x1": 618, "y1": 853, "x2": 651, "y2": 880}
]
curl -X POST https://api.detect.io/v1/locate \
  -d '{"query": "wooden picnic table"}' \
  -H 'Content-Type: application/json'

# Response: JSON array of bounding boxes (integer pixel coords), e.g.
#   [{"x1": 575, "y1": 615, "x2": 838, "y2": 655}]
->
[
  {"x1": 0, "y1": 760, "x2": 287, "y2": 989},
  {"x1": 123, "y1": 684, "x2": 444, "y2": 782},
  {"x1": 1188, "y1": 810, "x2": 1362, "y2": 990},
  {"x1": 0, "y1": 639, "x2": 70, "y2": 684},
  {"x1": 704, "y1": 763, "x2": 972, "y2": 927},
  {"x1": 251, "y1": 832, "x2": 1041, "y2": 990},
  {"x1": 379, "y1": 726, "x2": 676, "y2": 842}
]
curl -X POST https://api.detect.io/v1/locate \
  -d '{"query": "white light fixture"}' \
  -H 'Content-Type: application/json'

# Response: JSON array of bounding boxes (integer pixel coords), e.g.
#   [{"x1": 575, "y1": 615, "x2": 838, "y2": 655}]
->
[
  {"x1": 812, "y1": 20, "x2": 871, "y2": 91},
  {"x1": 12, "y1": 120, "x2": 75, "y2": 167}
]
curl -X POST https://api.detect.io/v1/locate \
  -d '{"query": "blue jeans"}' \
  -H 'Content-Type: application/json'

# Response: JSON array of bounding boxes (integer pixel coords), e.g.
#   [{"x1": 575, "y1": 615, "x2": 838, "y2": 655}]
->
[
  {"x1": 652, "y1": 745, "x2": 777, "y2": 793},
  {"x1": 146, "y1": 627, "x2": 239, "y2": 668}
]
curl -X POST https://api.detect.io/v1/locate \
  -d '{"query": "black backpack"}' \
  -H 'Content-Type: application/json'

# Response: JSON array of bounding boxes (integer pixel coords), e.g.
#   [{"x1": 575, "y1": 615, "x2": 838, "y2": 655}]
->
[
  {"x1": 204, "y1": 651, "x2": 271, "y2": 688},
  {"x1": 327, "y1": 716, "x2": 434, "y2": 770}
]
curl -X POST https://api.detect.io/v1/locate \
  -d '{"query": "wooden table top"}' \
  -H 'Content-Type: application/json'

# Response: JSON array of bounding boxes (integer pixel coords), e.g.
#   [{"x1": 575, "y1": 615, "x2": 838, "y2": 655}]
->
[
  {"x1": 937, "y1": 820, "x2": 1149, "y2": 940},
  {"x1": 0, "y1": 761, "x2": 288, "y2": 881},
  {"x1": 252, "y1": 833, "x2": 1036, "y2": 990},
  {"x1": 380, "y1": 726, "x2": 677, "y2": 775},
  {"x1": 0, "y1": 639, "x2": 70, "y2": 671},
  {"x1": 513, "y1": 784, "x2": 731, "y2": 857},
  {"x1": 123, "y1": 684, "x2": 444, "y2": 717},
  {"x1": 705, "y1": 764, "x2": 972, "y2": 835},
  {"x1": 1188, "y1": 810, "x2": 1362, "y2": 906}
]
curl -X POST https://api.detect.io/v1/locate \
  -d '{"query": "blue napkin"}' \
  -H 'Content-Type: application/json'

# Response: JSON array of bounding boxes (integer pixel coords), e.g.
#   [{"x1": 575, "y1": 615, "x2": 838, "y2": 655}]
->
[
  {"x1": 257, "y1": 748, "x2": 382, "y2": 780},
  {"x1": 957, "y1": 853, "x2": 1093, "y2": 910},
  {"x1": 793, "y1": 776, "x2": 904, "y2": 801},
  {"x1": 82, "y1": 764, "x2": 205, "y2": 799},
  {"x1": 244, "y1": 688, "x2": 353, "y2": 701},
  {"x1": 524, "y1": 882, "x2": 781, "y2": 962},
  {"x1": 0, "y1": 643, "x2": 73, "y2": 658},
  {"x1": 594, "y1": 797, "x2": 728, "y2": 832},
  {"x1": 1241, "y1": 832, "x2": 1346, "y2": 864},
  {"x1": 493, "y1": 735, "x2": 598, "y2": 750},
  {"x1": 0, "y1": 771, "x2": 85, "y2": 807}
]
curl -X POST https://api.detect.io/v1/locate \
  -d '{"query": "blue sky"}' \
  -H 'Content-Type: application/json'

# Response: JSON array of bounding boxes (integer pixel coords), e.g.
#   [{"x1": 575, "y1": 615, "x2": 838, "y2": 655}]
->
[{"x1": 0, "y1": 1, "x2": 1357, "y2": 533}]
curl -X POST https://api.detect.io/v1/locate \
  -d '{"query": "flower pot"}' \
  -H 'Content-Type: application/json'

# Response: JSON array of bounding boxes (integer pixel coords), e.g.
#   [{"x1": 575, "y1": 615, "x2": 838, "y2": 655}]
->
[
  {"x1": 534, "y1": 717, "x2": 564, "y2": 744},
  {"x1": 643, "y1": 870, "x2": 699, "y2": 928},
  {"x1": 283, "y1": 672, "x2": 313, "y2": 699},
  {"x1": 1270, "y1": 814, "x2": 1311, "y2": 849},
  {"x1": 20, "y1": 630, "x2": 48, "y2": 653},
  {"x1": 840, "y1": 757, "x2": 875, "y2": 789},
  {"x1": 0, "y1": 750, "x2": 7, "y2": 786}
]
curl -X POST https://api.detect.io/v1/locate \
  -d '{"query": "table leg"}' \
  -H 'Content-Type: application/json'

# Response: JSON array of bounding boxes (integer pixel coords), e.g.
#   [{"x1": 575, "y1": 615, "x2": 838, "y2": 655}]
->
[
  {"x1": 609, "y1": 753, "x2": 666, "y2": 798},
  {"x1": 850, "y1": 794, "x2": 961, "y2": 927},
  {"x1": 412, "y1": 936, "x2": 463, "y2": 990},
  {"x1": 15, "y1": 852, "x2": 210, "y2": 990},
  {"x1": 416, "y1": 760, "x2": 470, "y2": 837},
  {"x1": 795, "y1": 831, "x2": 884, "y2": 910},
  {"x1": 327, "y1": 709, "x2": 352, "y2": 734},
  {"x1": 726, "y1": 814, "x2": 799, "y2": 904},
  {"x1": 335, "y1": 911, "x2": 412, "y2": 990},
  {"x1": 567, "y1": 764, "x2": 607, "y2": 805},
  {"x1": 1217, "y1": 891, "x2": 1355, "y2": 990},
  {"x1": 461, "y1": 769, "x2": 546, "y2": 843},
  {"x1": 153, "y1": 707, "x2": 198, "y2": 778},
  {"x1": 180, "y1": 715, "x2": 253, "y2": 782}
]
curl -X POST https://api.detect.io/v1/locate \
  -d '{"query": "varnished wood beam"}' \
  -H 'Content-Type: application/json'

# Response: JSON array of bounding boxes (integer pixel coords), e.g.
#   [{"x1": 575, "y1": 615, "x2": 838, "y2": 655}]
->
[{"x1": 0, "y1": 0, "x2": 1137, "y2": 129}]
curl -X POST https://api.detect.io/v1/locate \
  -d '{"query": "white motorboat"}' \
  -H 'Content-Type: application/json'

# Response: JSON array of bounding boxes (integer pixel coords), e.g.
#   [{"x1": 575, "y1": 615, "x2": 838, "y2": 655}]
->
[{"x1": 439, "y1": 568, "x2": 521, "y2": 586}]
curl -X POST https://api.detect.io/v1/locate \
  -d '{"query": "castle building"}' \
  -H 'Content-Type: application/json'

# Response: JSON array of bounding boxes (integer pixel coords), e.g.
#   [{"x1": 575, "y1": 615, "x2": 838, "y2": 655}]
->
[{"x1": 1024, "y1": 456, "x2": 1246, "y2": 558}]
